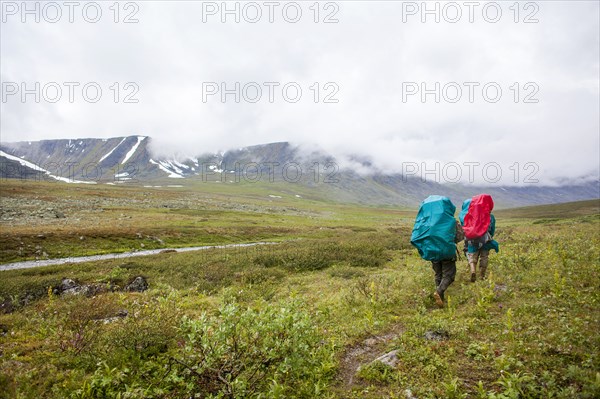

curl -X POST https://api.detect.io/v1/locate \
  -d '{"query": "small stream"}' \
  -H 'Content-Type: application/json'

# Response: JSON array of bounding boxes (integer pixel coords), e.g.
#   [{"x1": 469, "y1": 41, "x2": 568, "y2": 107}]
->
[{"x1": 0, "y1": 242, "x2": 276, "y2": 272}]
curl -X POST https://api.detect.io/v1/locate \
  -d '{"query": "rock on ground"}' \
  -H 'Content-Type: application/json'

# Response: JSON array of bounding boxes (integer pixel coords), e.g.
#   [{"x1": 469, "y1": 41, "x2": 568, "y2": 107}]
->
[
  {"x1": 370, "y1": 349, "x2": 400, "y2": 369},
  {"x1": 125, "y1": 276, "x2": 148, "y2": 292},
  {"x1": 424, "y1": 330, "x2": 449, "y2": 341}
]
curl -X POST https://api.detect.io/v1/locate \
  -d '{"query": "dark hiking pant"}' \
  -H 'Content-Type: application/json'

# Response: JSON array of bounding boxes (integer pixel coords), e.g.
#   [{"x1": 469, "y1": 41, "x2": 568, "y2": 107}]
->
[{"x1": 431, "y1": 260, "x2": 456, "y2": 300}]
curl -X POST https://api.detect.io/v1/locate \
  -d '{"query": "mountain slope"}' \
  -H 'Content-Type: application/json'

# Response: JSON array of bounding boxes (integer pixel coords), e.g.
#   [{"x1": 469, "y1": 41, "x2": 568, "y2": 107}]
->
[{"x1": 1, "y1": 136, "x2": 598, "y2": 208}]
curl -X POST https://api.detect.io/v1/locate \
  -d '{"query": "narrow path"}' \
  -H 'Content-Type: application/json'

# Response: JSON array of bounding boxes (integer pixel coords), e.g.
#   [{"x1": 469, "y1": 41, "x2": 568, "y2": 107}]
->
[
  {"x1": 0, "y1": 242, "x2": 277, "y2": 272},
  {"x1": 336, "y1": 323, "x2": 403, "y2": 390}
]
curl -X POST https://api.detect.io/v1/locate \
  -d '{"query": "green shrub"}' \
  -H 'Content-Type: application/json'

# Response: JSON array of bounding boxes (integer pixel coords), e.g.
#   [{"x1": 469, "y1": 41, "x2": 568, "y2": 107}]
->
[
  {"x1": 174, "y1": 299, "x2": 334, "y2": 398},
  {"x1": 101, "y1": 292, "x2": 181, "y2": 359},
  {"x1": 356, "y1": 360, "x2": 397, "y2": 383},
  {"x1": 44, "y1": 295, "x2": 121, "y2": 357}
]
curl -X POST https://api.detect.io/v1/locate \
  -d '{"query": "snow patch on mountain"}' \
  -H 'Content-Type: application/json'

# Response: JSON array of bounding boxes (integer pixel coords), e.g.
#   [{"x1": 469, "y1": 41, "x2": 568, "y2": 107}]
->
[
  {"x1": 98, "y1": 137, "x2": 127, "y2": 162},
  {"x1": 0, "y1": 151, "x2": 45, "y2": 172},
  {"x1": 149, "y1": 159, "x2": 184, "y2": 178},
  {"x1": 122, "y1": 136, "x2": 146, "y2": 164},
  {"x1": 99, "y1": 138, "x2": 126, "y2": 163},
  {"x1": 172, "y1": 160, "x2": 190, "y2": 170},
  {"x1": 0, "y1": 150, "x2": 96, "y2": 184},
  {"x1": 208, "y1": 164, "x2": 223, "y2": 173}
]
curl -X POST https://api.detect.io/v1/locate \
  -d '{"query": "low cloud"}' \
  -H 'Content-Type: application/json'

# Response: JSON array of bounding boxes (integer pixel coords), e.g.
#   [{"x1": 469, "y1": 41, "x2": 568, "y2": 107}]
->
[{"x1": 1, "y1": 1, "x2": 598, "y2": 185}]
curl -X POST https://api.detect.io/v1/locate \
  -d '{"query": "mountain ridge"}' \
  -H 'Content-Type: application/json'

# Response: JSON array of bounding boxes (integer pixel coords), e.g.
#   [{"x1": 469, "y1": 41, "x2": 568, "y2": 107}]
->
[{"x1": 1, "y1": 135, "x2": 598, "y2": 208}]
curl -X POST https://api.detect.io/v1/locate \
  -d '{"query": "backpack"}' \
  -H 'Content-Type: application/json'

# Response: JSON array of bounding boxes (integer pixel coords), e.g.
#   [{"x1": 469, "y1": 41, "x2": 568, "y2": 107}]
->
[
  {"x1": 462, "y1": 194, "x2": 494, "y2": 249},
  {"x1": 410, "y1": 195, "x2": 457, "y2": 262},
  {"x1": 459, "y1": 198, "x2": 471, "y2": 226}
]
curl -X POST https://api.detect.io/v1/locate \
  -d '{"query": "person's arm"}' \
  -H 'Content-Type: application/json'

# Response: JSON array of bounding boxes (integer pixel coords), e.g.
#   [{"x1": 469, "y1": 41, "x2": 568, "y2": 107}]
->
[
  {"x1": 454, "y1": 220, "x2": 464, "y2": 243},
  {"x1": 489, "y1": 214, "x2": 496, "y2": 237}
]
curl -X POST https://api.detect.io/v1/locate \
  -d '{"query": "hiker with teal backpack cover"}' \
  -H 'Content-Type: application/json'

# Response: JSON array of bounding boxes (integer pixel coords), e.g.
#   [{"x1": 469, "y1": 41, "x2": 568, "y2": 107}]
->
[
  {"x1": 411, "y1": 195, "x2": 463, "y2": 307},
  {"x1": 460, "y1": 195, "x2": 500, "y2": 282}
]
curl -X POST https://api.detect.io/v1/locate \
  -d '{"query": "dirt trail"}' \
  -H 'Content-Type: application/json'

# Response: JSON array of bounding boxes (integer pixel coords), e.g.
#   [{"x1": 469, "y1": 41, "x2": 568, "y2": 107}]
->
[
  {"x1": 0, "y1": 242, "x2": 276, "y2": 272},
  {"x1": 336, "y1": 323, "x2": 403, "y2": 390}
]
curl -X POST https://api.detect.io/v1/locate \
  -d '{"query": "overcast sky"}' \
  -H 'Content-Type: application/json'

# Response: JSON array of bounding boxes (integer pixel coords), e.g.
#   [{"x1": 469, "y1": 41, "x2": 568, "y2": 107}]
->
[{"x1": 1, "y1": 1, "x2": 598, "y2": 185}]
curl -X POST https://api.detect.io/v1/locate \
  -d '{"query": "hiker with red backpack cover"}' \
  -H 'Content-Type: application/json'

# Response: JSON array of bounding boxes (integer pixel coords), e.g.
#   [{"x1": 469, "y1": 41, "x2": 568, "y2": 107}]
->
[{"x1": 459, "y1": 194, "x2": 500, "y2": 282}]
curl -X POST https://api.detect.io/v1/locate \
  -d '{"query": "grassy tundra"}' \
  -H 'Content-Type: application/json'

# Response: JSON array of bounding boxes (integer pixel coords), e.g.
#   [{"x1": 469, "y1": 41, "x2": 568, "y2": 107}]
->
[{"x1": 0, "y1": 181, "x2": 599, "y2": 398}]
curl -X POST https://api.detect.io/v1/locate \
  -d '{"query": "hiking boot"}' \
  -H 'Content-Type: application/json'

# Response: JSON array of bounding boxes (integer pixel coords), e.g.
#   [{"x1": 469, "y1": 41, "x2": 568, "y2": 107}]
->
[
  {"x1": 469, "y1": 262, "x2": 477, "y2": 282},
  {"x1": 433, "y1": 291, "x2": 444, "y2": 307}
]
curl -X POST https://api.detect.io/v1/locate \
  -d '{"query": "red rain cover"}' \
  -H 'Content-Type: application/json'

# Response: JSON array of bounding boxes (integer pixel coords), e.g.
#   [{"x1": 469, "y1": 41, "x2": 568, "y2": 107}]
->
[{"x1": 463, "y1": 194, "x2": 494, "y2": 239}]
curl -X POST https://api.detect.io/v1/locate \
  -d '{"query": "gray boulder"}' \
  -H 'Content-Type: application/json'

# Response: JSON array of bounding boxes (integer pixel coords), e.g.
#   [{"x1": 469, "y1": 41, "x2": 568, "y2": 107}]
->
[
  {"x1": 125, "y1": 276, "x2": 148, "y2": 292},
  {"x1": 424, "y1": 330, "x2": 449, "y2": 341},
  {"x1": 357, "y1": 349, "x2": 400, "y2": 373},
  {"x1": 372, "y1": 349, "x2": 400, "y2": 368},
  {"x1": 59, "y1": 278, "x2": 81, "y2": 295},
  {"x1": 58, "y1": 278, "x2": 105, "y2": 296}
]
